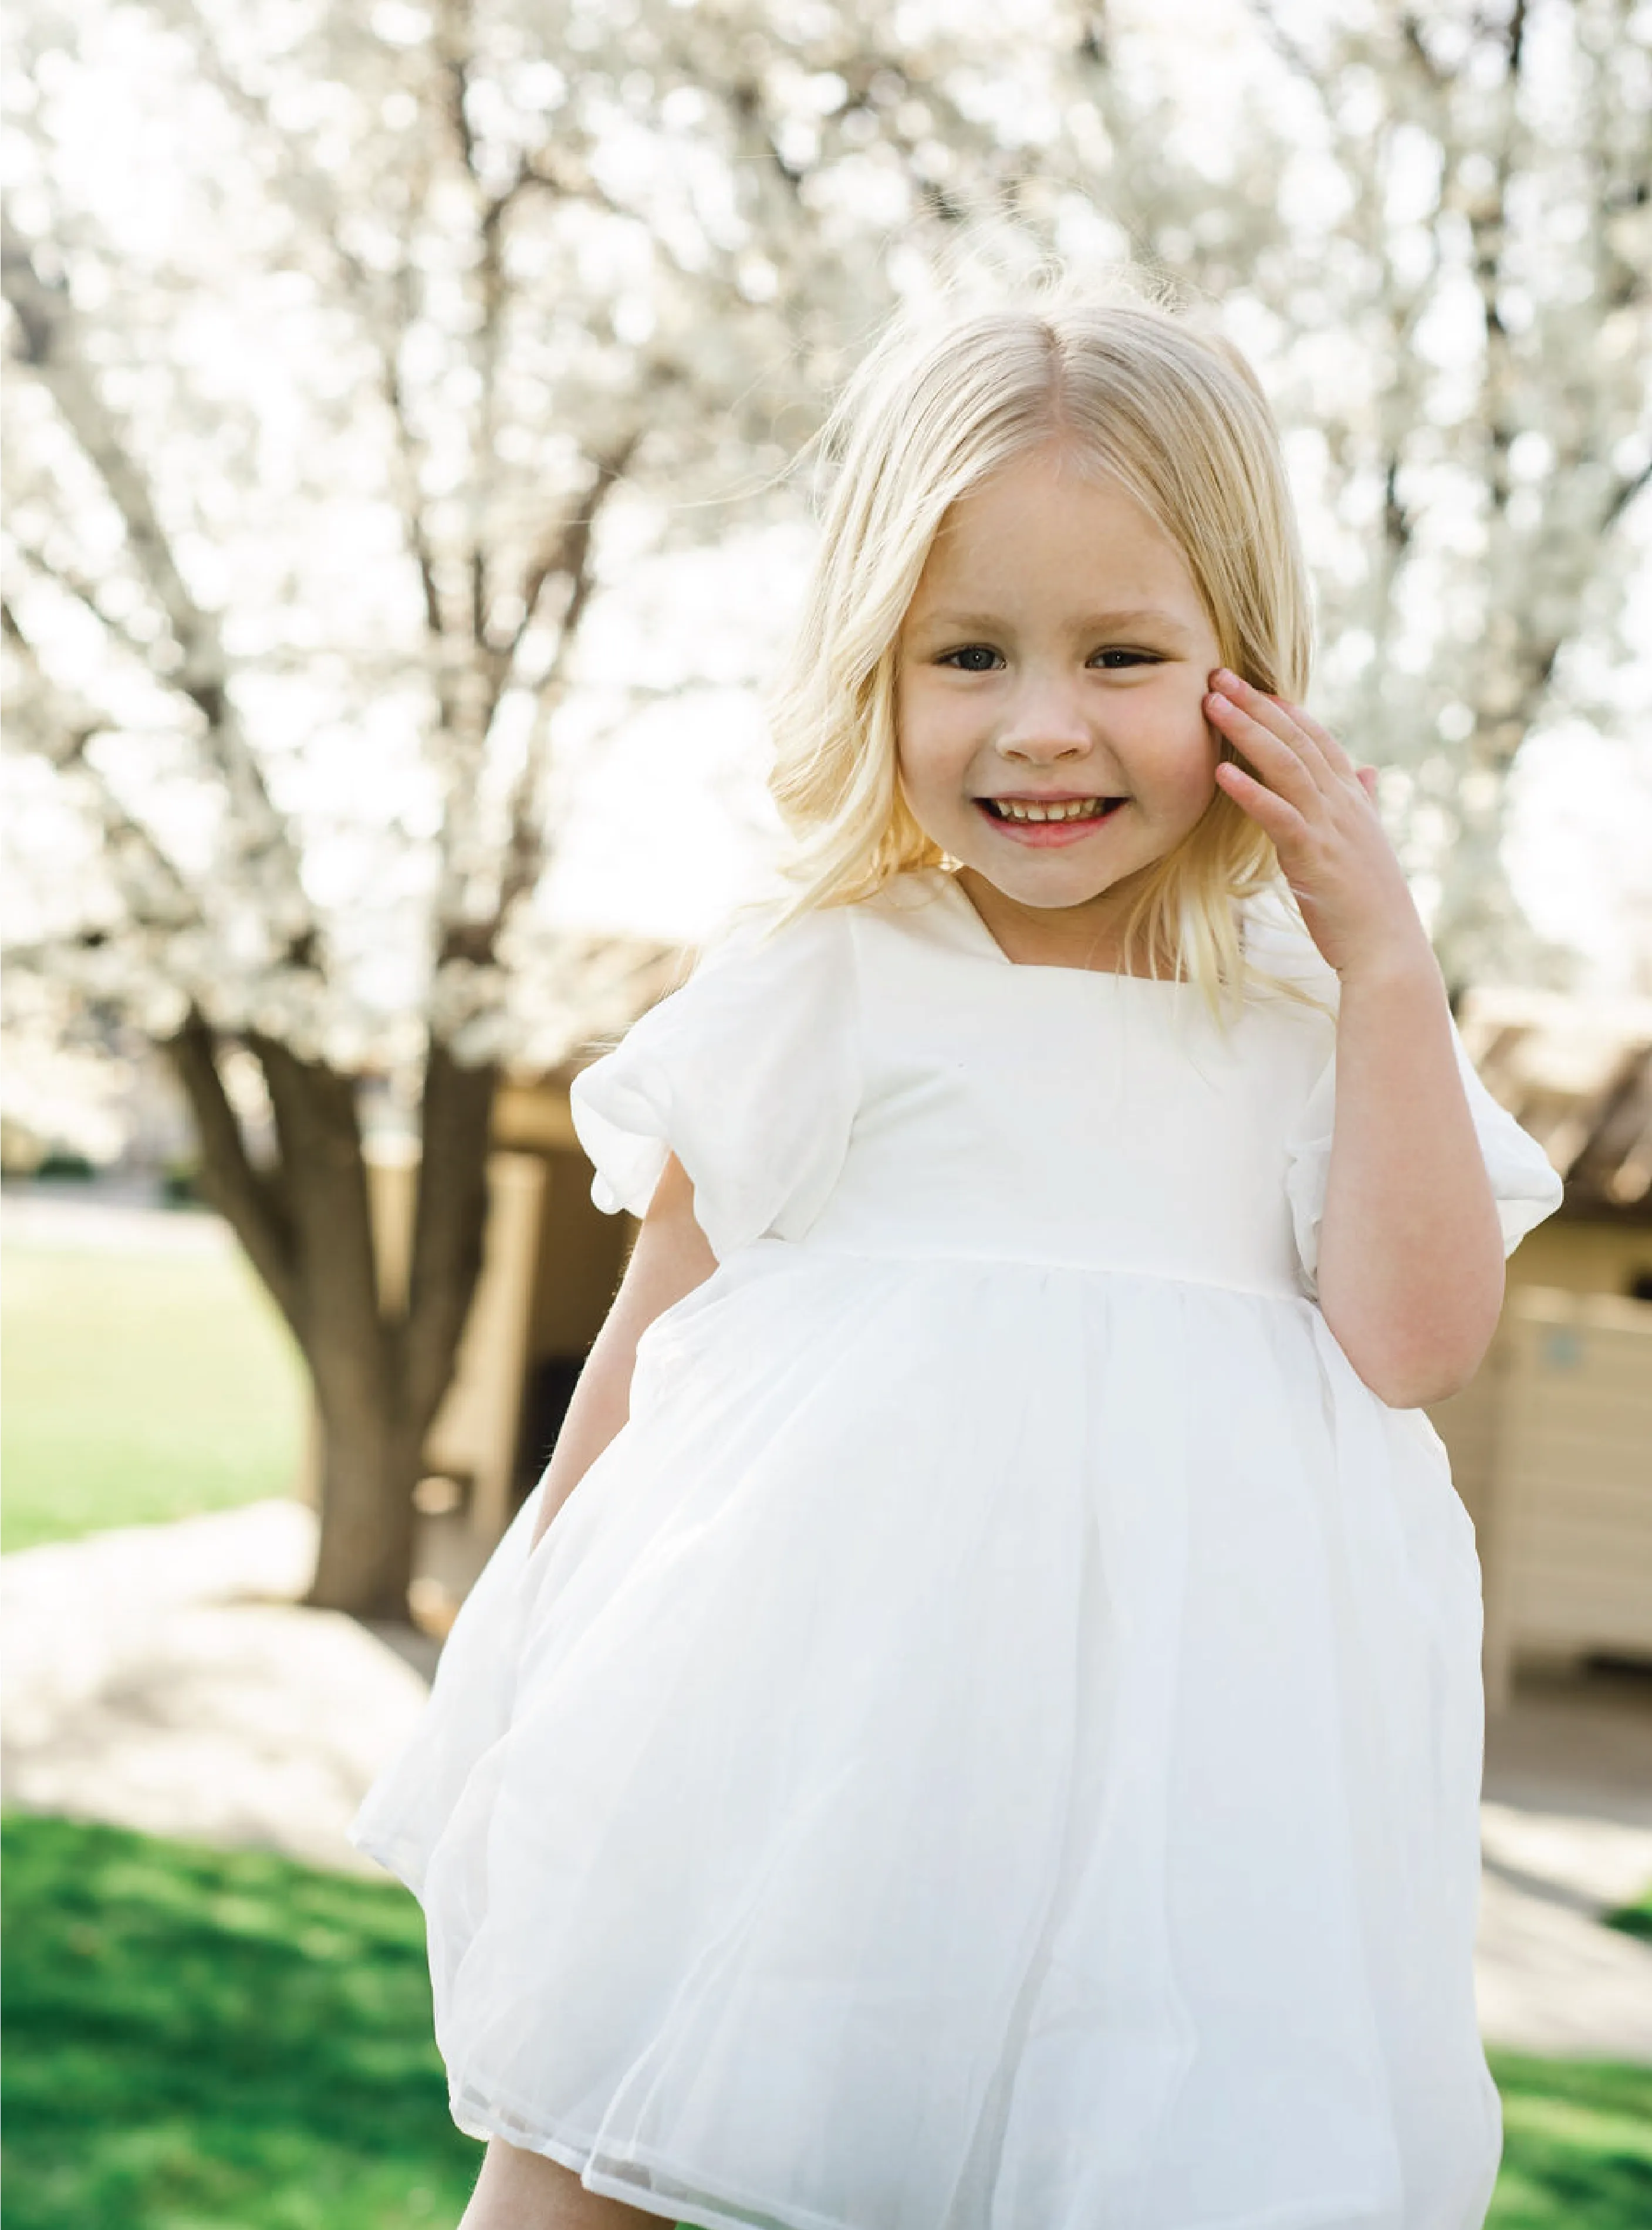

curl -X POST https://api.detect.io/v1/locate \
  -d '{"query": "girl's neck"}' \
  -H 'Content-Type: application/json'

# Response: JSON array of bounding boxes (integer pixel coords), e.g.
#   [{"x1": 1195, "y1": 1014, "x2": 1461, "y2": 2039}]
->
[{"x1": 951, "y1": 866, "x2": 1185, "y2": 978}]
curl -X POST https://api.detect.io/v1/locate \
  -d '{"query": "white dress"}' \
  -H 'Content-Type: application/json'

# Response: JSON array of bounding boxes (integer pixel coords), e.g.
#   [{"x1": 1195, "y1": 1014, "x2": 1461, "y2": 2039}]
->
[{"x1": 349, "y1": 865, "x2": 1562, "y2": 2230}]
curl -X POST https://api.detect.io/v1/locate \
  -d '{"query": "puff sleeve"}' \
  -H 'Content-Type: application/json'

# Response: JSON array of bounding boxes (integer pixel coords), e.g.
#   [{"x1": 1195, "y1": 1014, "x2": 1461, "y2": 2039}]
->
[
  {"x1": 1283, "y1": 1015, "x2": 1565, "y2": 1299},
  {"x1": 567, "y1": 905, "x2": 861, "y2": 1262}
]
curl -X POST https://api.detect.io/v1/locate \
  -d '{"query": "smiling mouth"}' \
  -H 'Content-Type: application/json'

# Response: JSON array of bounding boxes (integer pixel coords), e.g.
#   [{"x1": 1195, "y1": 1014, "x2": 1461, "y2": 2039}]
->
[{"x1": 978, "y1": 796, "x2": 1127, "y2": 825}]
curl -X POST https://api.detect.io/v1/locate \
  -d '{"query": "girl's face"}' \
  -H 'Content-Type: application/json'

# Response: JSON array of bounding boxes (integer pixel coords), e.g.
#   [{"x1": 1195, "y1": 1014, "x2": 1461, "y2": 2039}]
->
[{"x1": 895, "y1": 440, "x2": 1225, "y2": 961}]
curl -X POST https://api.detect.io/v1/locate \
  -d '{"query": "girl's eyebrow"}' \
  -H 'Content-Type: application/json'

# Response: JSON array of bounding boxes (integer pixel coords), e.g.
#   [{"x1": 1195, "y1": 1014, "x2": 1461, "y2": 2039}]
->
[
  {"x1": 1078, "y1": 607, "x2": 1198, "y2": 638},
  {"x1": 910, "y1": 606, "x2": 1198, "y2": 640}
]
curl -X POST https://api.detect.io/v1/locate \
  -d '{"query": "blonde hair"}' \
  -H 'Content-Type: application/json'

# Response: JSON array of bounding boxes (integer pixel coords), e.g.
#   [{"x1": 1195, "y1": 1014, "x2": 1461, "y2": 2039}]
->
[{"x1": 761, "y1": 275, "x2": 1316, "y2": 1012}]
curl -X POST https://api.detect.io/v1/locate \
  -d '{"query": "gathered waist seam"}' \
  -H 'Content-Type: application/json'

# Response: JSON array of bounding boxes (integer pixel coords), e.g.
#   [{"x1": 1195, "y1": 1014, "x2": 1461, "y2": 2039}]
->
[{"x1": 737, "y1": 1234, "x2": 1313, "y2": 1310}]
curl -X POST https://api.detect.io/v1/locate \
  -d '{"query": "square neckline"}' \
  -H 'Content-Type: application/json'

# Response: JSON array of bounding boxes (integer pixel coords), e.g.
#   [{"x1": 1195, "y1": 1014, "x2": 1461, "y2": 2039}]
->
[{"x1": 930, "y1": 869, "x2": 1201, "y2": 984}]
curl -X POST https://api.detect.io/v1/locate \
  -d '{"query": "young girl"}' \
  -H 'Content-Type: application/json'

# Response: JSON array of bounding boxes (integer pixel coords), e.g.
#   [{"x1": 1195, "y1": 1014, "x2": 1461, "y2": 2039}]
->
[{"x1": 350, "y1": 285, "x2": 1563, "y2": 2230}]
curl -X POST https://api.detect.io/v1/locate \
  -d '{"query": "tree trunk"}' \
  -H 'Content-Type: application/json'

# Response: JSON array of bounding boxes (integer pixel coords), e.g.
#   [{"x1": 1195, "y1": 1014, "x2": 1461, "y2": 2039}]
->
[
  {"x1": 165, "y1": 1013, "x2": 499, "y2": 1621},
  {"x1": 306, "y1": 1383, "x2": 426, "y2": 1617}
]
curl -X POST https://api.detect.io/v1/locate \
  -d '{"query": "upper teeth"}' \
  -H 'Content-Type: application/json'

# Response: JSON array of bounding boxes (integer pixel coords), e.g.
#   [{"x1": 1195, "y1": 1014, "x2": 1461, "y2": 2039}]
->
[{"x1": 993, "y1": 797, "x2": 1113, "y2": 822}]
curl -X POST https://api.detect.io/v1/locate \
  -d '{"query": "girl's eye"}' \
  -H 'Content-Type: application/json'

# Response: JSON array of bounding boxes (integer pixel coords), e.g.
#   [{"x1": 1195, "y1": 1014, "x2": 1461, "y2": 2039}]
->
[{"x1": 933, "y1": 645, "x2": 1160, "y2": 673}]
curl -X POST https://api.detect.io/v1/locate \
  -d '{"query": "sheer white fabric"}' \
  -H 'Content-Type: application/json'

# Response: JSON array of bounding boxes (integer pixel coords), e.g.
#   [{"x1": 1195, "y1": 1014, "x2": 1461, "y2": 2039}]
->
[{"x1": 350, "y1": 866, "x2": 1562, "y2": 2230}]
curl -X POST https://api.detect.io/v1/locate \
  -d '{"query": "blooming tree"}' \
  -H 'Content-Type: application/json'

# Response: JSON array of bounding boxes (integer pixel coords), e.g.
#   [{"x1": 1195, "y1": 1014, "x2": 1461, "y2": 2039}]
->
[{"x1": 2, "y1": 0, "x2": 1090, "y2": 1613}]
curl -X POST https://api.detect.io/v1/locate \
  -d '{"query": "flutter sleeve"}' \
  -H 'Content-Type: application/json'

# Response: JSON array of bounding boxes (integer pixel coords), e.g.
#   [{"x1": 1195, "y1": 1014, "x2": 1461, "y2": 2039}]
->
[
  {"x1": 1283, "y1": 1016, "x2": 1565, "y2": 1299},
  {"x1": 568, "y1": 904, "x2": 860, "y2": 1261}
]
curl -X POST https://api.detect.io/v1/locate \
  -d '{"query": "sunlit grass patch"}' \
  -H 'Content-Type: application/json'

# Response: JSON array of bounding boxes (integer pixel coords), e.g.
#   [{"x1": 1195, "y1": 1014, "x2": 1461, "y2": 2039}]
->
[
  {"x1": 1487, "y1": 2050, "x2": 1652, "y2": 2230},
  {"x1": 1, "y1": 1812, "x2": 478, "y2": 2230},
  {"x1": 5, "y1": 1813, "x2": 1648, "y2": 2230},
  {"x1": 1, "y1": 1236, "x2": 306, "y2": 1552}
]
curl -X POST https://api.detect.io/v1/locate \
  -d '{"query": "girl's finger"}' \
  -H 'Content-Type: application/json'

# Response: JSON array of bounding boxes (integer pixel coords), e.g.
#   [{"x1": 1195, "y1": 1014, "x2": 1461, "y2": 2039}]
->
[
  {"x1": 1276, "y1": 697, "x2": 1361, "y2": 782},
  {"x1": 1205, "y1": 691, "x2": 1322, "y2": 815},
  {"x1": 1356, "y1": 765, "x2": 1379, "y2": 802},
  {"x1": 1207, "y1": 675, "x2": 1336, "y2": 799},
  {"x1": 1210, "y1": 672, "x2": 1347, "y2": 791},
  {"x1": 1212, "y1": 757, "x2": 1308, "y2": 847}
]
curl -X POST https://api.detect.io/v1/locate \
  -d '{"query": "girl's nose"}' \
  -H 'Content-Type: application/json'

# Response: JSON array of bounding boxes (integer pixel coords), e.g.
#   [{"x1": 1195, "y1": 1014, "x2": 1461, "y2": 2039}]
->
[{"x1": 997, "y1": 677, "x2": 1092, "y2": 761}]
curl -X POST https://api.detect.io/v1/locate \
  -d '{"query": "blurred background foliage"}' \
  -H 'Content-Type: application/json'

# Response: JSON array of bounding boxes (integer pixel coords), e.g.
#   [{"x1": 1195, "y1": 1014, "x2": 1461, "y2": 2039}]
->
[
  {"x1": 3, "y1": 0, "x2": 1648, "y2": 1613},
  {"x1": 3, "y1": 0, "x2": 1648, "y2": 1620}
]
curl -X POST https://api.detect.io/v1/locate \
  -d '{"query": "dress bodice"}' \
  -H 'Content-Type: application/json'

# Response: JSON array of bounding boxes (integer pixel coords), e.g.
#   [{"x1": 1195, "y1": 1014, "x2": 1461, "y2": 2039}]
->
[
  {"x1": 567, "y1": 863, "x2": 1562, "y2": 1304},
  {"x1": 802, "y1": 871, "x2": 1332, "y2": 1302}
]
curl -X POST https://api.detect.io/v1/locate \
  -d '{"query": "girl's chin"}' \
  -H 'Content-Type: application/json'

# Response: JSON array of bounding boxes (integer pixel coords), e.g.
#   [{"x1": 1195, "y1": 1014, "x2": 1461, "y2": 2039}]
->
[{"x1": 955, "y1": 857, "x2": 1140, "y2": 914}]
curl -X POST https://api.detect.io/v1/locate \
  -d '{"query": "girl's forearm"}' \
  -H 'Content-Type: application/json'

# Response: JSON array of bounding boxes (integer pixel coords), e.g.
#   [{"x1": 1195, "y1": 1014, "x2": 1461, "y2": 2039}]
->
[
  {"x1": 1314, "y1": 951, "x2": 1506, "y2": 1408},
  {"x1": 528, "y1": 1152, "x2": 718, "y2": 1550},
  {"x1": 526, "y1": 1312, "x2": 640, "y2": 1549},
  {"x1": 1202, "y1": 674, "x2": 1509, "y2": 1405}
]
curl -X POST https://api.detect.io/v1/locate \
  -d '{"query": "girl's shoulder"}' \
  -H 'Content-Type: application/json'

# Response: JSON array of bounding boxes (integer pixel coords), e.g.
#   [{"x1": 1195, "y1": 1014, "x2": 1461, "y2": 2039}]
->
[{"x1": 570, "y1": 890, "x2": 863, "y2": 1256}]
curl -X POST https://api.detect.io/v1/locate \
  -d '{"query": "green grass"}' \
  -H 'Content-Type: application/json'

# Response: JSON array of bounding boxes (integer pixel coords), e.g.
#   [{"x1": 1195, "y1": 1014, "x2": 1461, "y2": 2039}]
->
[
  {"x1": 1487, "y1": 2052, "x2": 1652, "y2": 2228},
  {"x1": 3, "y1": 1815, "x2": 1648, "y2": 2230},
  {"x1": 1605, "y1": 1884, "x2": 1652, "y2": 1944},
  {"x1": 1, "y1": 1812, "x2": 481, "y2": 2230},
  {"x1": 1, "y1": 1236, "x2": 308, "y2": 1552}
]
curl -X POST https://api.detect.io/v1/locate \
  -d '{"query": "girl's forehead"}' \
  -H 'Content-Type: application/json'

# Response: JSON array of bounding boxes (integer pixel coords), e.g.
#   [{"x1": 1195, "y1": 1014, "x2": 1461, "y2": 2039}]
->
[{"x1": 911, "y1": 455, "x2": 1200, "y2": 604}]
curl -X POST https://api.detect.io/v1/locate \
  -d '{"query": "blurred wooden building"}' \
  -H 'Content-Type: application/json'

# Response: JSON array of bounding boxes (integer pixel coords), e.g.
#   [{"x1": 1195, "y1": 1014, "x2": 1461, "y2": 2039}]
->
[
  {"x1": 1430, "y1": 989, "x2": 1652, "y2": 1704},
  {"x1": 306, "y1": 961, "x2": 1652, "y2": 1705}
]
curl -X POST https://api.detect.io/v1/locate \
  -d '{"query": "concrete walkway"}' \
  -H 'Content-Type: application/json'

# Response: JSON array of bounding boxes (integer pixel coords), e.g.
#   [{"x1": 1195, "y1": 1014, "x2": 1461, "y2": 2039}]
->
[
  {"x1": 1478, "y1": 1673, "x2": 1652, "y2": 2060},
  {"x1": 3, "y1": 1499, "x2": 1649, "y2": 2061},
  {"x1": 2, "y1": 1182, "x2": 236, "y2": 1254},
  {"x1": 0, "y1": 1501, "x2": 434, "y2": 1879}
]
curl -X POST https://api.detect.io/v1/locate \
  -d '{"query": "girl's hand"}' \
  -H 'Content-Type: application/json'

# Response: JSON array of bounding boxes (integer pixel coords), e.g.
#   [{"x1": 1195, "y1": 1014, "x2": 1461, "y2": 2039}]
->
[{"x1": 1204, "y1": 668, "x2": 1430, "y2": 986}]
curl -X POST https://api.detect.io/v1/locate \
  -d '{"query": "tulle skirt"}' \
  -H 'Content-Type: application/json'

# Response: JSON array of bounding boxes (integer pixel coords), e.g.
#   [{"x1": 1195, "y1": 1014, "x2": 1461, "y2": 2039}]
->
[{"x1": 350, "y1": 1238, "x2": 1501, "y2": 2230}]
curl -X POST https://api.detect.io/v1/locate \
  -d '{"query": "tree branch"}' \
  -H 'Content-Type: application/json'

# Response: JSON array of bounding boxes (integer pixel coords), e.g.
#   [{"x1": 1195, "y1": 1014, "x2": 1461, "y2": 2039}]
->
[
  {"x1": 1, "y1": 599, "x2": 203, "y2": 934},
  {"x1": 1, "y1": 219, "x2": 314, "y2": 946},
  {"x1": 438, "y1": 3, "x2": 481, "y2": 183},
  {"x1": 164, "y1": 1011, "x2": 302, "y2": 1336},
  {"x1": 488, "y1": 431, "x2": 643, "y2": 924},
  {"x1": 8, "y1": 539, "x2": 163, "y2": 672},
  {"x1": 1603, "y1": 453, "x2": 1652, "y2": 533},
  {"x1": 1249, "y1": 1, "x2": 1329, "y2": 94},
  {"x1": 1398, "y1": 11, "x2": 1447, "y2": 86},
  {"x1": 158, "y1": 1, "x2": 451, "y2": 697},
  {"x1": 506, "y1": 432, "x2": 643, "y2": 669},
  {"x1": 402, "y1": 1038, "x2": 497, "y2": 1434}
]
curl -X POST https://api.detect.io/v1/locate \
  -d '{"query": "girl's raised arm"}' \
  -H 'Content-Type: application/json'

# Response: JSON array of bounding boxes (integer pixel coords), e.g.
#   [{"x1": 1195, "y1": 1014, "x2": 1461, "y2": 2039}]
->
[
  {"x1": 528, "y1": 1151, "x2": 717, "y2": 1550},
  {"x1": 1207, "y1": 670, "x2": 1509, "y2": 1408},
  {"x1": 1307, "y1": 955, "x2": 1507, "y2": 1407}
]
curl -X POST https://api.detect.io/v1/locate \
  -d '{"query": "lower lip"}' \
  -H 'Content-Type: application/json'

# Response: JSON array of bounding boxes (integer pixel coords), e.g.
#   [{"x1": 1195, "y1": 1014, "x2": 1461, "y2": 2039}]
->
[{"x1": 974, "y1": 801, "x2": 1126, "y2": 847}]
